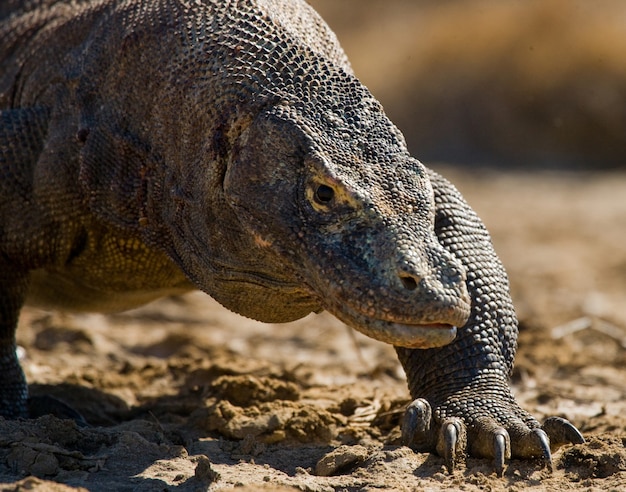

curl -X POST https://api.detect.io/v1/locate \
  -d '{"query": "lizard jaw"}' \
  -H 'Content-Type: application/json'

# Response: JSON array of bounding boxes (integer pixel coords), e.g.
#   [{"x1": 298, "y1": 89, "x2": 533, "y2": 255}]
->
[
  {"x1": 325, "y1": 301, "x2": 460, "y2": 348},
  {"x1": 381, "y1": 322, "x2": 457, "y2": 348},
  {"x1": 350, "y1": 319, "x2": 458, "y2": 349},
  {"x1": 316, "y1": 288, "x2": 466, "y2": 348}
]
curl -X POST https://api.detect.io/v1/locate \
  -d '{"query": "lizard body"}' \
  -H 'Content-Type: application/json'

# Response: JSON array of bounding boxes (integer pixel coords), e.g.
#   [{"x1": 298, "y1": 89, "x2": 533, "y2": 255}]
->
[{"x1": 0, "y1": 0, "x2": 582, "y2": 474}]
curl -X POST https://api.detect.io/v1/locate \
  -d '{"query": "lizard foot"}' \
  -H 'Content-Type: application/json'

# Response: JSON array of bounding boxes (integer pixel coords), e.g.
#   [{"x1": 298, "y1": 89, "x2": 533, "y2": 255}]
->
[
  {"x1": 1, "y1": 344, "x2": 88, "y2": 425},
  {"x1": 401, "y1": 397, "x2": 584, "y2": 476},
  {"x1": 28, "y1": 395, "x2": 89, "y2": 427}
]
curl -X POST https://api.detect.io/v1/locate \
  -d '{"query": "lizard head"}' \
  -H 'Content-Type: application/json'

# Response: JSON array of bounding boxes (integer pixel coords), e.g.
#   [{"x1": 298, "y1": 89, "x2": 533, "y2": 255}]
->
[{"x1": 221, "y1": 90, "x2": 471, "y2": 349}]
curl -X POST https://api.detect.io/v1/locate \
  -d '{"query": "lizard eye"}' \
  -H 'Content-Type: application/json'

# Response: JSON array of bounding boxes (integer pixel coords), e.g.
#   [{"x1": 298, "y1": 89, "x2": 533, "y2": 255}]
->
[{"x1": 314, "y1": 184, "x2": 334, "y2": 204}]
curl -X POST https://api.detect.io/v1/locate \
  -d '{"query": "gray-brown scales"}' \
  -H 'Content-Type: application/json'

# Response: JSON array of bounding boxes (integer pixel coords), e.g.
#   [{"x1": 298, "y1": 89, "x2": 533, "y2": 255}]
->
[{"x1": 0, "y1": 0, "x2": 583, "y2": 476}]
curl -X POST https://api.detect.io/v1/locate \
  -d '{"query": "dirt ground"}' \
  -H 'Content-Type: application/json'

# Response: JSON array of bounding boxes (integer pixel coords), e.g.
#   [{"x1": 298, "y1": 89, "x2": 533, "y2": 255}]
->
[{"x1": 0, "y1": 167, "x2": 624, "y2": 491}]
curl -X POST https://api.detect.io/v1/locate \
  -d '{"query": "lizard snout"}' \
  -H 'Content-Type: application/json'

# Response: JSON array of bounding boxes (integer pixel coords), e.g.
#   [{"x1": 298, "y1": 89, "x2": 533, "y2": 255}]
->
[{"x1": 392, "y1": 248, "x2": 471, "y2": 329}]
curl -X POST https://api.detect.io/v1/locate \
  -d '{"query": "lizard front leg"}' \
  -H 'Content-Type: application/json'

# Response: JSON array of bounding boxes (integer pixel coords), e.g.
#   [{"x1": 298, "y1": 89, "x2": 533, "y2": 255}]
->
[
  {"x1": 396, "y1": 170, "x2": 584, "y2": 475},
  {"x1": 0, "y1": 107, "x2": 50, "y2": 419},
  {"x1": 0, "y1": 262, "x2": 29, "y2": 418},
  {"x1": 0, "y1": 107, "x2": 87, "y2": 422}
]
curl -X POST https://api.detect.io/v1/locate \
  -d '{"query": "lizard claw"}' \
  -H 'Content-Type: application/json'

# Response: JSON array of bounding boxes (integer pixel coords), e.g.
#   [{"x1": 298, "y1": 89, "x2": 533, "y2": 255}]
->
[
  {"x1": 442, "y1": 421, "x2": 458, "y2": 472},
  {"x1": 493, "y1": 428, "x2": 511, "y2": 477},
  {"x1": 533, "y1": 428, "x2": 553, "y2": 472}
]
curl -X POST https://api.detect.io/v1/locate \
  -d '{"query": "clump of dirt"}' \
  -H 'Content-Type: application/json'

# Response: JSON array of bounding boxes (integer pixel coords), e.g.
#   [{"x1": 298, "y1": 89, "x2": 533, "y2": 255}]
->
[
  {"x1": 197, "y1": 399, "x2": 339, "y2": 443},
  {"x1": 208, "y1": 375, "x2": 300, "y2": 406},
  {"x1": 560, "y1": 436, "x2": 626, "y2": 479}
]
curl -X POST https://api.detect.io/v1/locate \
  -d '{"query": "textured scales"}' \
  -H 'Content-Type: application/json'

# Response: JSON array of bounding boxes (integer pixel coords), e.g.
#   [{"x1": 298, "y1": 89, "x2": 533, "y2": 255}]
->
[{"x1": 0, "y1": 0, "x2": 583, "y2": 475}]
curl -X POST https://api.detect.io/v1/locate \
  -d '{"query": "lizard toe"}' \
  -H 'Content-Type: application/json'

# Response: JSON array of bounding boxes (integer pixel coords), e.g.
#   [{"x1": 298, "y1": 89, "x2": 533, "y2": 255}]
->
[
  {"x1": 436, "y1": 417, "x2": 466, "y2": 473},
  {"x1": 542, "y1": 416, "x2": 585, "y2": 450},
  {"x1": 402, "y1": 401, "x2": 469, "y2": 473},
  {"x1": 401, "y1": 398, "x2": 432, "y2": 450},
  {"x1": 508, "y1": 417, "x2": 584, "y2": 472},
  {"x1": 509, "y1": 426, "x2": 553, "y2": 471}
]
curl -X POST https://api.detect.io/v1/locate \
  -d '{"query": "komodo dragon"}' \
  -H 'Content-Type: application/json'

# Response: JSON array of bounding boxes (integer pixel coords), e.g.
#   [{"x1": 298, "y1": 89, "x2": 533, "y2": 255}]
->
[{"x1": 0, "y1": 0, "x2": 583, "y2": 475}]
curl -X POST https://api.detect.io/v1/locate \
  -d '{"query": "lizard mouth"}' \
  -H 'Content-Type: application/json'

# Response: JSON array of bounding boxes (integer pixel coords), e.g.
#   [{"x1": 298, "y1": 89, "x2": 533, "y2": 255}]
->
[
  {"x1": 349, "y1": 318, "x2": 457, "y2": 349},
  {"x1": 324, "y1": 300, "x2": 460, "y2": 349},
  {"x1": 375, "y1": 322, "x2": 457, "y2": 348}
]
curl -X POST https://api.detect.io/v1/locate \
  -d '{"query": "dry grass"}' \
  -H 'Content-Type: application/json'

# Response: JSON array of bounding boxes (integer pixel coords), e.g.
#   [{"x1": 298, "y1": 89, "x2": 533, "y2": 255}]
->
[{"x1": 309, "y1": 0, "x2": 626, "y2": 168}]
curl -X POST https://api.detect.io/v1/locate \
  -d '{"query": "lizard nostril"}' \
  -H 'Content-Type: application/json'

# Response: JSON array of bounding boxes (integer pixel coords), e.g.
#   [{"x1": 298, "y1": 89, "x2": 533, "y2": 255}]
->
[{"x1": 400, "y1": 275, "x2": 418, "y2": 291}]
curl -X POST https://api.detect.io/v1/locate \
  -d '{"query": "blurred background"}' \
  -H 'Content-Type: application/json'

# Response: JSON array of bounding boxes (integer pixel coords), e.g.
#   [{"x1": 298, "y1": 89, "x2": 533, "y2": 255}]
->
[{"x1": 309, "y1": 0, "x2": 626, "y2": 169}]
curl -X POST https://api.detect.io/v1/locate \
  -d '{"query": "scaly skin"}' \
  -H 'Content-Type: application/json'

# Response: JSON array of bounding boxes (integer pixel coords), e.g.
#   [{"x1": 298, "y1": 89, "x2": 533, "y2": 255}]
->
[{"x1": 0, "y1": 0, "x2": 583, "y2": 474}]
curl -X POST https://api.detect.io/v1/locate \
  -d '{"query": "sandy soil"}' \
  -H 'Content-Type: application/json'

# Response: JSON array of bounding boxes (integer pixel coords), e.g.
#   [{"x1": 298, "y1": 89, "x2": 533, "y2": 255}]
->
[{"x1": 0, "y1": 168, "x2": 624, "y2": 491}]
